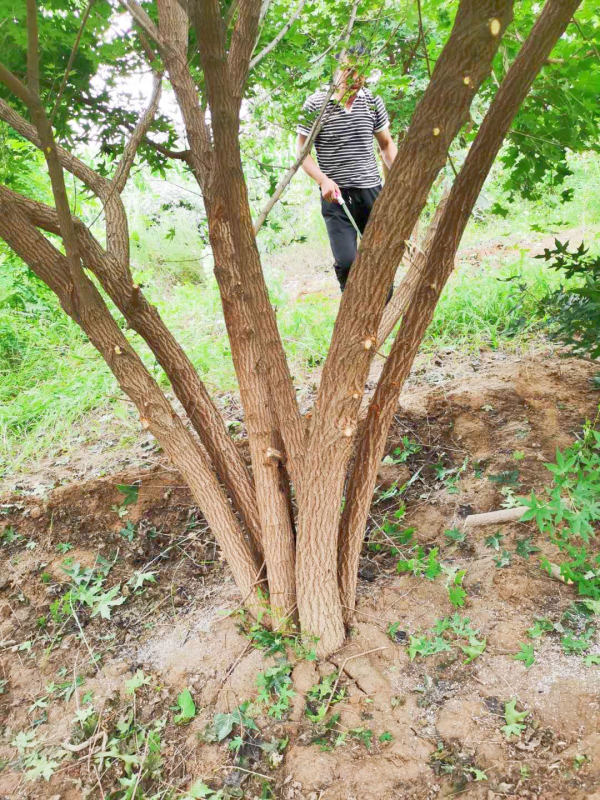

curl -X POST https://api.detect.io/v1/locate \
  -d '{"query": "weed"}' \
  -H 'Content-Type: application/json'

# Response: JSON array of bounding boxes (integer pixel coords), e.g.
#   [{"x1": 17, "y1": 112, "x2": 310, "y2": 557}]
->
[
  {"x1": 513, "y1": 642, "x2": 535, "y2": 668},
  {"x1": 397, "y1": 546, "x2": 441, "y2": 580},
  {"x1": 444, "y1": 527, "x2": 466, "y2": 544},
  {"x1": 256, "y1": 660, "x2": 295, "y2": 719},
  {"x1": 429, "y1": 741, "x2": 488, "y2": 789},
  {"x1": 494, "y1": 549, "x2": 512, "y2": 568},
  {"x1": 119, "y1": 521, "x2": 137, "y2": 542},
  {"x1": 515, "y1": 536, "x2": 540, "y2": 559},
  {"x1": 383, "y1": 436, "x2": 422, "y2": 464},
  {"x1": 408, "y1": 614, "x2": 486, "y2": 664},
  {"x1": 522, "y1": 415, "x2": 600, "y2": 598},
  {"x1": 501, "y1": 698, "x2": 529, "y2": 739},
  {"x1": 535, "y1": 240, "x2": 600, "y2": 359},
  {"x1": 305, "y1": 672, "x2": 345, "y2": 722},
  {"x1": 442, "y1": 565, "x2": 467, "y2": 608},
  {"x1": 203, "y1": 703, "x2": 258, "y2": 744},
  {"x1": 527, "y1": 618, "x2": 553, "y2": 639},
  {"x1": 485, "y1": 532, "x2": 503, "y2": 551},
  {"x1": 173, "y1": 688, "x2": 196, "y2": 725}
]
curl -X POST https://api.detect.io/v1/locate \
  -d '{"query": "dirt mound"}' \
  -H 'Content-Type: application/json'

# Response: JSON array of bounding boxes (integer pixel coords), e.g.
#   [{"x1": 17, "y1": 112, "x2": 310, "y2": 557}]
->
[{"x1": 1, "y1": 349, "x2": 599, "y2": 799}]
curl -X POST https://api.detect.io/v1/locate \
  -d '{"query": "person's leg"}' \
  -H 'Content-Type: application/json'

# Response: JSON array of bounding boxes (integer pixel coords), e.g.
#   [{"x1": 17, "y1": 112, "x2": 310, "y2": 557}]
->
[{"x1": 321, "y1": 192, "x2": 357, "y2": 292}]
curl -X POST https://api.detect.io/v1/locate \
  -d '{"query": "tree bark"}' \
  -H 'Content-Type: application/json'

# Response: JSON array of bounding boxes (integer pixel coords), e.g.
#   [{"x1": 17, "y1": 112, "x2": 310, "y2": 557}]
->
[
  {"x1": 0, "y1": 201, "x2": 263, "y2": 603},
  {"x1": 296, "y1": 0, "x2": 514, "y2": 656},
  {"x1": 1, "y1": 182, "x2": 264, "y2": 559},
  {"x1": 338, "y1": 0, "x2": 582, "y2": 619},
  {"x1": 190, "y1": 0, "x2": 304, "y2": 621}
]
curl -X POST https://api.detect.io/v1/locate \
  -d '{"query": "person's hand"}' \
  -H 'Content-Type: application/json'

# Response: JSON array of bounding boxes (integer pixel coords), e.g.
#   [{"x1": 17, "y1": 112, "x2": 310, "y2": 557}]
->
[{"x1": 320, "y1": 177, "x2": 340, "y2": 202}]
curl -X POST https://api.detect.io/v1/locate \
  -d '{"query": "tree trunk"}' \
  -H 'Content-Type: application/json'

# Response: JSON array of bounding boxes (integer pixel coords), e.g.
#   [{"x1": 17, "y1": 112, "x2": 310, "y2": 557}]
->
[
  {"x1": 338, "y1": 0, "x2": 582, "y2": 619},
  {"x1": 296, "y1": 0, "x2": 514, "y2": 655},
  {"x1": 0, "y1": 202, "x2": 263, "y2": 604},
  {"x1": 0, "y1": 184, "x2": 264, "y2": 560}
]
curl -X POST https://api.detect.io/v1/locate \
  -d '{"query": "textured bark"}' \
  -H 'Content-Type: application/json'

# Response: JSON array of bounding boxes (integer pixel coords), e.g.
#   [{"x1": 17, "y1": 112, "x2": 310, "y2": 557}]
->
[
  {"x1": 191, "y1": 0, "x2": 303, "y2": 620},
  {"x1": 155, "y1": 0, "x2": 213, "y2": 188},
  {"x1": 0, "y1": 182, "x2": 263, "y2": 559},
  {"x1": 0, "y1": 89, "x2": 264, "y2": 555},
  {"x1": 338, "y1": 0, "x2": 581, "y2": 619},
  {"x1": 296, "y1": 0, "x2": 514, "y2": 655},
  {"x1": 0, "y1": 201, "x2": 263, "y2": 603},
  {"x1": 376, "y1": 194, "x2": 450, "y2": 348}
]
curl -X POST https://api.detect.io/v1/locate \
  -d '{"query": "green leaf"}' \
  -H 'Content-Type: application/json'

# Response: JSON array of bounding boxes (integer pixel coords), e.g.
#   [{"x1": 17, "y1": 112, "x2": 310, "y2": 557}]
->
[
  {"x1": 174, "y1": 688, "x2": 196, "y2": 724},
  {"x1": 485, "y1": 532, "x2": 503, "y2": 551},
  {"x1": 11, "y1": 730, "x2": 37, "y2": 754},
  {"x1": 448, "y1": 585, "x2": 467, "y2": 608},
  {"x1": 91, "y1": 585, "x2": 126, "y2": 619},
  {"x1": 125, "y1": 670, "x2": 151, "y2": 694},
  {"x1": 513, "y1": 642, "x2": 535, "y2": 668},
  {"x1": 116, "y1": 483, "x2": 139, "y2": 507},
  {"x1": 444, "y1": 527, "x2": 466, "y2": 543},
  {"x1": 515, "y1": 537, "x2": 540, "y2": 559},
  {"x1": 494, "y1": 549, "x2": 512, "y2": 568},
  {"x1": 459, "y1": 636, "x2": 486, "y2": 663},
  {"x1": 501, "y1": 698, "x2": 529, "y2": 739}
]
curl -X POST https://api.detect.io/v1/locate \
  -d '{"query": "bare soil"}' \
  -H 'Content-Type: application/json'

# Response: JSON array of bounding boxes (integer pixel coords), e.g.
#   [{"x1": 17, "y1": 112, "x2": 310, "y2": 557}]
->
[{"x1": 1, "y1": 347, "x2": 600, "y2": 799}]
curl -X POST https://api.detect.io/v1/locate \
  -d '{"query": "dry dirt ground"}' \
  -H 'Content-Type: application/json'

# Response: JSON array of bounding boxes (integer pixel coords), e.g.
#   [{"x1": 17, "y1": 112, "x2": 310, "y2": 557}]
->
[{"x1": 1, "y1": 348, "x2": 600, "y2": 799}]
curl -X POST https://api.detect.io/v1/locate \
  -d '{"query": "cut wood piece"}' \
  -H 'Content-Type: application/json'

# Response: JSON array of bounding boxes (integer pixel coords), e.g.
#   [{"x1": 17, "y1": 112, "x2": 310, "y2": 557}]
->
[{"x1": 463, "y1": 506, "x2": 529, "y2": 527}]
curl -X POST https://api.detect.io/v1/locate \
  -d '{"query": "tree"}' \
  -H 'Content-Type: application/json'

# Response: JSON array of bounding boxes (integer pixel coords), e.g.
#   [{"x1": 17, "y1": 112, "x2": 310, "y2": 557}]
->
[{"x1": 0, "y1": 0, "x2": 586, "y2": 656}]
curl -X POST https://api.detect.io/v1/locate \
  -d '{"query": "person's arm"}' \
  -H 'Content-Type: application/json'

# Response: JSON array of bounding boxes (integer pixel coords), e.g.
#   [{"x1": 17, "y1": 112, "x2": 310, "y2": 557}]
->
[
  {"x1": 375, "y1": 127, "x2": 398, "y2": 170},
  {"x1": 296, "y1": 133, "x2": 340, "y2": 201}
]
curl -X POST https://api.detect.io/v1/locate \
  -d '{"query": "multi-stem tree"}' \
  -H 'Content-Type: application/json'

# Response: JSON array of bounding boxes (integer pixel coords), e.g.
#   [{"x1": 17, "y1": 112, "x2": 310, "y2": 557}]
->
[{"x1": 0, "y1": 0, "x2": 583, "y2": 656}]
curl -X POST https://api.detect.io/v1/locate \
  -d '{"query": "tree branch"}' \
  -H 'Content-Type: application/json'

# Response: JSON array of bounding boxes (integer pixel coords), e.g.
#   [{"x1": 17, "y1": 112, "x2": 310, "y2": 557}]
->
[
  {"x1": 0, "y1": 179, "x2": 264, "y2": 558},
  {"x1": 113, "y1": 71, "x2": 163, "y2": 193},
  {"x1": 119, "y1": 0, "x2": 168, "y2": 55},
  {"x1": 295, "y1": 0, "x2": 515, "y2": 649},
  {"x1": 228, "y1": 0, "x2": 263, "y2": 97},
  {"x1": 26, "y1": 0, "x2": 40, "y2": 97},
  {"x1": 249, "y1": 0, "x2": 307, "y2": 70},
  {"x1": 49, "y1": 0, "x2": 95, "y2": 124},
  {"x1": 0, "y1": 199, "x2": 264, "y2": 602}
]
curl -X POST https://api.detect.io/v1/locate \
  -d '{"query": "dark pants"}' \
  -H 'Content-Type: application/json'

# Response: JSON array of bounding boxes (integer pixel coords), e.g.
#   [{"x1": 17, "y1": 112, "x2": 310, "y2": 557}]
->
[{"x1": 321, "y1": 185, "x2": 381, "y2": 292}]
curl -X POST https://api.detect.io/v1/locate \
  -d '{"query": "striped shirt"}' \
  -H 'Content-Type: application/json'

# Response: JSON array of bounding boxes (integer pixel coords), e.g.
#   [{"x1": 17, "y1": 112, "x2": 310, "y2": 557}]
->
[{"x1": 297, "y1": 87, "x2": 389, "y2": 189}]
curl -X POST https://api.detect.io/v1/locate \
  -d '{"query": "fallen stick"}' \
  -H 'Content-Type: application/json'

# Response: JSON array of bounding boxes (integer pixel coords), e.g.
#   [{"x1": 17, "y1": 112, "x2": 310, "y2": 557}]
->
[{"x1": 463, "y1": 506, "x2": 529, "y2": 528}]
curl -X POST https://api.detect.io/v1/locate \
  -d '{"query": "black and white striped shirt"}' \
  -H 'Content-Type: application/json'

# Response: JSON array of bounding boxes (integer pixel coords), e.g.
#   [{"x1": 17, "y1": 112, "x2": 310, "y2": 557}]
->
[{"x1": 297, "y1": 87, "x2": 389, "y2": 189}]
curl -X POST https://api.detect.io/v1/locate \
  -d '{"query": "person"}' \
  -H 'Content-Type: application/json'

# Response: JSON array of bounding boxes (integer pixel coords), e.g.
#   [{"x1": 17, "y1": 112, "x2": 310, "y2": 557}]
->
[{"x1": 296, "y1": 44, "x2": 398, "y2": 293}]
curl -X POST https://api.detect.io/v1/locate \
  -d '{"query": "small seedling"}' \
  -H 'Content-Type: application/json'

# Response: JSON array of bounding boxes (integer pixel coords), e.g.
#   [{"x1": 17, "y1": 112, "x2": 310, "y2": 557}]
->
[
  {"x1": 501, "y1": 698, "x2": 529, "y2": 739},
  {"x1": 527, "y1": 618, "x2": 553, "y2": 639},
  {"x1": 513, "y1": 642, "x2": 535, "y2": 668},
  {"x1": 119, "y1": 521, "x2": 137, "y2": 542},
  {"x1": 494, "y1": 549, "x2": 512, "y2": 568},
  {"x1": 485, "y1": 532, "x2": 503, "y2": 550},
  {"x1": 174, "y1": 689, "x2": 196, "y2": 724},
  {"x1": 515, "y1": 536, "x2": 540, "y2": 559},
  {"x1": 442, "y1": 565, "x2": 467, "y2": 608},
  {"x1": 444, "y1": 527, "x2": 466, "y2": 543},
  {"x1": 305, "y1": 672, "x2": 345, "y2": 722},
  {"x1": 256, "y1": 660, "x2": 295, "y2": 719},
  {"x1": 397, "y1": 546, "x2": 441, "y2": 580},
  {"x1": 390, "y1": 436, "x2": 422, "y2": 463},
  {"x1": 203, "y1": 703, "x2": 258, "y2": 743}
]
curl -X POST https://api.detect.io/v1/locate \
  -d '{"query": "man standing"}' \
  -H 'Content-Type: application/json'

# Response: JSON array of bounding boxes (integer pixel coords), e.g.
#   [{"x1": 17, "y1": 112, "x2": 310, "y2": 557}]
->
[{"x1": 296, "y1": 46, "x2": 397, "y2": 292}]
